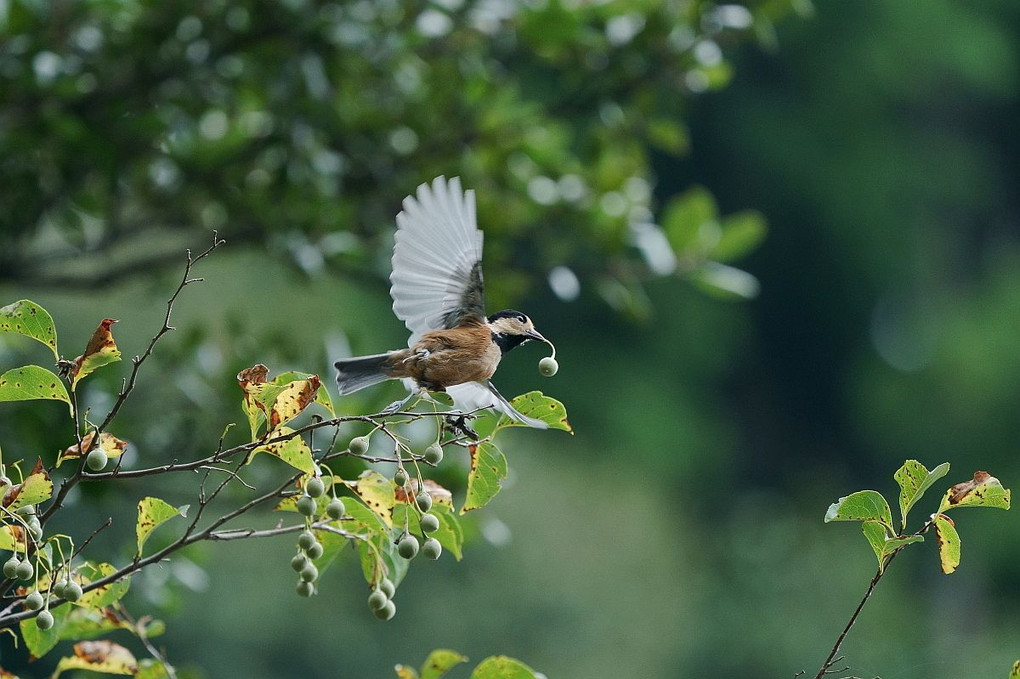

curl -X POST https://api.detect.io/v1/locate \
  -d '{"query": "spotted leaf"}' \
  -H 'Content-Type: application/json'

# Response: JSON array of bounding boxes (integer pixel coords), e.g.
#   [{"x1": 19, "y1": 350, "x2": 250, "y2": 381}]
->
[
  {"x1": 824, "y1": 490, "x2": 894, "y2": 533},
  {"x1": 2, "y1": 458, "x2": 53, "y2": 512},
  {"x1": 71, "y1": 318, "x2": 121, "y2": 389},
  {"x1": 495, "y1": 392, "x2": 572, "y2": 434},
  {"x1": 53, "y1": 640, "x2": 138, "y2": 677},
  {"x1": 350, "y1": 470, "x2": 395, "y2": 528},
  {"x1": 462, "y1": 442, "x2": 507, "y2": 514},
  {"x1": 937, "y1": 471, "x2": 1011, "y2": 513},
  {"x1": 934, "y1": 513, "x2": 961, "y2": 574},
  {"x1": 0, "y1": 300, "x2": 58, "y2": 360},
  {"x1": 0, "y1": 365, "x2": 71, "y2": 415},
  {"x1": 247, "y1": 427, "x2": 316, "y2": 475},
  {"x1": 136, "y1": 497, "x2": 188, "y2": 556}
]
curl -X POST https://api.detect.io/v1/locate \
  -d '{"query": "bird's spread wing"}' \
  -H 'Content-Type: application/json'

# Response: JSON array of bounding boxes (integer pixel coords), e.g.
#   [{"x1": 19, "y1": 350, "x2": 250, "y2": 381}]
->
[
  {"x1": 390, "y1": 176, "x2": 486, "y2": 346},
  {"x1": 446, "y1": 381, "x2": 549, "y2": 429}
]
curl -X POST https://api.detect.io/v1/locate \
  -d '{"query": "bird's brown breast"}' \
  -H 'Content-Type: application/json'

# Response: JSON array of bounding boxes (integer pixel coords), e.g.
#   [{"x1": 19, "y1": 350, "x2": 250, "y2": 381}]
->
[{"x1": 383, "y1": 324, "x2": 500, "y2": 390}]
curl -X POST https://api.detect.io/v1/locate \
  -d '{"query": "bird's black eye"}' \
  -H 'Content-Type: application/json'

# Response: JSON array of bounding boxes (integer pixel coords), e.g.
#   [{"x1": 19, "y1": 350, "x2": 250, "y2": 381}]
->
[{"x1": 517, "y1": 314, "x2": 526, "y2": 323}]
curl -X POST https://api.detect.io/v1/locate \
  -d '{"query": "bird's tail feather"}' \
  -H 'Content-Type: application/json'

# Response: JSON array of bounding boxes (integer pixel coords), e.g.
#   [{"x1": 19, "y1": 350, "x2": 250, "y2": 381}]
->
[{"x1": 334, "y1": 353, "x2": 392, "y2": 395}]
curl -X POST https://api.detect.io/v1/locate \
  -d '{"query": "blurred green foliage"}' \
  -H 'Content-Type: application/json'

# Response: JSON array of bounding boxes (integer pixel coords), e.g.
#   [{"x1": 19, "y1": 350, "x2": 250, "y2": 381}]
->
[{"x1": 2, "y1": 0, "x2": 1019, "y2": 677}]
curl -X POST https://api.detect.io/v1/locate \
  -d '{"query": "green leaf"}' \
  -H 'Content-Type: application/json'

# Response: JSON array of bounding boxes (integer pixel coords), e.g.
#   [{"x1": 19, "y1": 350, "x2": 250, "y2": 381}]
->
[
  {"x1": 137, "y1": 659, "x2": 173, "y2": 679},
  {"x1": 861, "y1": 521, "x2": 923, "y2": 572},
  {"x1": 661, "y1": 186, "x2": 718, "y2": 253},
  {"x1": 824, "y1": 490, "x2": 894, "y2": 532},
  {"x1": 3, "y1": 461, "x2": 54, "y2": 512},
  {"x1": 894, "y1": 460, "x2": 950, "y2": 529},
  {"x1": 494, "y1": 392, "x2": 572, "y2": 434},
  {"x1": 351, "y1": 470, "x2": 396, "y2": 528},
  {"x1": 58, "y1": 607, "x2": 132, "y2": 641},
  {"x1": 421, "y1": 649, "x2": 469, "y2": 679},
  {"x1": 71, "y1": 318, "x2": 121, "y2": 389},
  {"x1": 136, "y1": 497, "x2": 188, "y2": 556},
  {"x1": 248, "y1": 427, "x2": 316, "y2": 475},
  {"x1": 0, "y1": 365, "x2": 72, "y2": 415},
  {"x1": 689, "y1": 262, "x2": 761, "y2": 301},
  {"x1": 310, "y1": 527, "x2": 348, "y2": 578},
  {"x1": 76, "y1": 562, "x2": 130, "y2": 610},
  {"x1": 712, "y1": 210, "x2": 768, "y2": 263},
  {"x1": 937, "y1": 471, "x2": 1011, "y2": 513},
  {"x1": 462, "y1": 441, "x2": 508, "y2": 514},
  {"x1": 934, "y1": 513, "x2": 961, "y2": 574},
  {"x1": 0, "y1": 300, "x2": 59, "y2": 360},
  {"x1": 396, "y1": 666, "x2": 420, "y2": 679},
  {"x1": 20, "y1": 603, "x2": 70, "y2": 659},
  {"x1": 53, "y1": 640, "x2": 138, "y2": 676},
  {"x1": 469, "y1": 656, "x2": 539, "y2": 679}
]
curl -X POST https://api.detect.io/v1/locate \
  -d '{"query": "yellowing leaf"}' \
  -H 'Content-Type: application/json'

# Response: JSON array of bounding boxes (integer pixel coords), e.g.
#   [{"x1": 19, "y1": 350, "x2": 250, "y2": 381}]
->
[
  {"x1": 350, "y1": 470, "x2": 396, "y2": 528},
  {"x1": 2, "y1": 459, "x2": 53, "y2": 512},
  {"x1": 237, "y1": 365, "x2": 330, "y2": 438},
  {"x1": 54, "y1": 640, "x2": 138, "y2": 677},
  {"x1": 61, "y1": 431, "x2": 128, "y2": 465},
  {"x1": 137, "y1": 659, "x2": 173, "y2": 679},
  {"x1": 824, "y1": 490, "x2": 894, "y2": 532},
  {"x1": 248, "y1": 427, "x2": 316, "y2": 475},
  {"x1": 76, "y1": 563, "x2": 130, "y2": 610},
  {"x1": 421, "y1": 649, "x2": 468, "y2": 679},
  {"x1": 469, "y1": 656, "x2": 539, "y2": 679},
  {"x1": 268, "y1": 376, "x2": 321, "y2": 430},
  {"x1": 0, "y1": 300, "x2": 59, "y2": 360},
  {"x1": 395, "y1": 666, "x2": 420, "y2": 679},
  {"x1": 136, "y1": 497, "x2": 188, "y2": 556},
  {"x1": 71, "y1": 318, "x2": 122, "y2": 389},
  {"x1": 0, "y1": 525, "x2": 28, "y2": 553},
  {"x1": 274, "y1": 370, "x2": 335, "y2": 418},
  {"x1": 0, "y1": 365, "x2": 71, "y2": 415},
  {"x1": 462, "y1": 442, "x2": 507, "y2": 514},
  {"x1": 237, "y1": 364, "x2": 271, "y2": 439},
  {"x1": 1009, "y1": 660, "x2": 1019, "y2": 679},
  {"x1": 938, "y1": 471, "x2": 1012, "y2": 513},
  {"x1": 934, "y1": 513, "x2": 961, "y2": 575}
]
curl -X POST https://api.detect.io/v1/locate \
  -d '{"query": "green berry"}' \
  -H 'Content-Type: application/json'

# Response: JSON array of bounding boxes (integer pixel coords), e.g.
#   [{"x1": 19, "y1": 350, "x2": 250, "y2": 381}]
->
[
  {"x1": 15, "y1": 504, "x2": 37, "y2": 517},
  {"x1": 349, "y1": 436, "x2": 369, "y2": 455},
  {"x1": 64, "y1": 582, "x2": 83, "y2": 602},
  {"x1": 423, "y1": 444, "x2": 443, "y2": 465},
  {"x1": 24, "y1": 592, "x2": 44, "y2": 611},
  {"x1": 35, "y1": 610, "x2": 54, "y2": 630},
  {"x1": 420, "y1": 512, "x2": 440, "y2": 533},
  {"x1": 27, "y1": 517, "x2": 42, "y2": 539},
  {"x1": 305, "y1": 477, "x2": 325, "y2": 498},
  {"x1": 393, "y1": 468, "x2": 408, "y2": 486},
  {"x1": 306, "y1": 541, "x2": 324, "y2": 560},
  {"x1": 373, "y1": 600, "x2": 396, "y2": 621},
  {"x1": 3, "y1": 557, "x2": 20, "y2": 579},
  {"x1": 299, "y1": 563, "x2": 318, "y2": 583},
  {"x1": 422, "y1": 537, "x2": 442, "y2": 560},
  {"x1": 325, "y1": 497, "x2": 345, "y2": 520},
  {"x1": 415, "y1": 491, "x2": 432, "y2": 512},
  {"x1": 367, "y1": 589, "x2": 388, "y2": 611},
  {"x1": 290, "y1": 553, "x2": 309, "y2": 572},
  {"x1": 397, "y1": 534, "x2": 419, "y2": 560},
  {"x1": 85, "y1": 448, "x2": 108, "y2": 471},
  {"x1": 296, "y1": 495, "x2": 317, "y2": 517},
  {"x1": 15, "y1": 560, "x2": 33, "y2": 581},
  {"x1": 378, "y1": 578, "x2": 395, "y2": 598},
  {"x1": 538, "y1": 356, "x2": 558, "y2": 377},
  {"x1": 52, "y1": 580, "x2": 67, "y2": 599},
  {"x1": 297, "y1": 530, "x2": 317, "y2": 552},
  {"x1": 296, "y1": 581, "x2": 315, "y2": 598}
]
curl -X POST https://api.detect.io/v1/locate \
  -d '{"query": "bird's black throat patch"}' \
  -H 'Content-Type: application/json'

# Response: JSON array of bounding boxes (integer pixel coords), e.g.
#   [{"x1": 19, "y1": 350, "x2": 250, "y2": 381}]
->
[{"x1": 491, "y1": 331, "x2": 529, "y2": 355}]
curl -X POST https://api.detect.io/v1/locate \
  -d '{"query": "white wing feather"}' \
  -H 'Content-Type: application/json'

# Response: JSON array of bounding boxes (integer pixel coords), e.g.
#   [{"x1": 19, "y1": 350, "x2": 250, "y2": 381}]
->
[
  {"x1": 390, "y1": 176, "x2": 485, "y2": 346},
  {"x1": 446, "y1": 382, "x2": 549, "y2": 429}
]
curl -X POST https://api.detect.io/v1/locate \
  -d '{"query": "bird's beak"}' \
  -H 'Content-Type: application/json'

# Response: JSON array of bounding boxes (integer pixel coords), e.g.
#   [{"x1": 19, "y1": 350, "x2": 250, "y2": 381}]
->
[{"x1": 526, "y1": 330, "x2": 547, "y2": 343}]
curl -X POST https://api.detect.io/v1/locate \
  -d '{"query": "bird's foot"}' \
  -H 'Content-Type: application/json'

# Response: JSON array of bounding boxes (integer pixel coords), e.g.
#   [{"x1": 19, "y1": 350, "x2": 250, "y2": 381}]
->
[
  {"x1": 380, "y1": 394, "x2": 415, "y2": 415},
  {"x1": 445, "y1": 413, "x2": 479, "y2": 441}
]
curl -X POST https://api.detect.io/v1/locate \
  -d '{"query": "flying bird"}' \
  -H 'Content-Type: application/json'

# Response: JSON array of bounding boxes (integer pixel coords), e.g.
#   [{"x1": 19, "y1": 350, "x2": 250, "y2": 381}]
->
[{"x1": 334, "y1": 176, "x2": 553, "y2": 428}]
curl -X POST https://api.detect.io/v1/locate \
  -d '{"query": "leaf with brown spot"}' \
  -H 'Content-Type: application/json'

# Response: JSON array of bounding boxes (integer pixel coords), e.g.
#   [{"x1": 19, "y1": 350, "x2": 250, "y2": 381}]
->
[
  {"x1": 0, "y1": 300, "x2": 59, "y2": 360},
  {"x1": 75, "y1": 562, "x2": 130, "y2": 611},
  {"x1": 136, "y1": 497, "x2": 188, "y2": 556},
  {"x1": 1, "y1": 460, "x2": 53, "y2": 511},
  {"x1": 71, "y1": 318, "x2": 122, "y2": 389},
  {"x1": 0, "y1": 365, "x2": 72, "y2": 416},
  {"x1": 53, "y1": 640, "x2": 138, "y2": 677},
  {"x1": 462, "y1": 442, "x2": 508, "y2": 514},
  {"x1": 237, "y1": 364, "x2": 271, "y2": 439},
  {"x1": 495, "y1": 392, "x2": 572, "y2": 434},
  {"x1": 61, "y1": 431, "x2": 128, "y2": 466},
  {"x1": 0, "y1": 525, "x2": 28, "y2": 553},
  {"x1": 395, "y1": 479, "x2": 454, "y2": 510},
  {"x1": 247, "y1": 427, "x2": 316, "y2": 475},
  {"x1": 268, "y1": 375, "x2": 321, "y2": 430},
  {"x1": 350, "y1": 470, "x2": 396, "y2": 528},
  {"x1": 934, "y1": 513, "x2": 961, "y2": 574},
  {"x1": 937, "y1": 471, "x2": 1012, "y2": 513}
]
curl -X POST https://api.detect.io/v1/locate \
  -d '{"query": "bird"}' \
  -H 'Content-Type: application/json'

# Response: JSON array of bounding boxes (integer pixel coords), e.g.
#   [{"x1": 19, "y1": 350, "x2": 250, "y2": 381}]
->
[{"x1": 334, "y1": 176, "x2": 553, "y2": 429}]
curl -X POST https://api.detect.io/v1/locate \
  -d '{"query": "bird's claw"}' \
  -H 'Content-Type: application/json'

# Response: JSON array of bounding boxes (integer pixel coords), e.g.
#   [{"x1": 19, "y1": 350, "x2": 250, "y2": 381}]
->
[{"x1": 445, "y1": 414, "x2": 479, "y2": 441}]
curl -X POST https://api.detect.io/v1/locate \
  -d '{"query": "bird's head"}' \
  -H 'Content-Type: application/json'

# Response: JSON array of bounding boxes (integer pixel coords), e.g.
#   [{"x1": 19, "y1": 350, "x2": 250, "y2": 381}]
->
[{"x1": 487, "y1": 309, "x2": 548, "y2": 354}]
